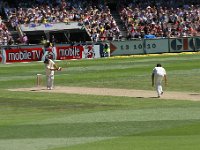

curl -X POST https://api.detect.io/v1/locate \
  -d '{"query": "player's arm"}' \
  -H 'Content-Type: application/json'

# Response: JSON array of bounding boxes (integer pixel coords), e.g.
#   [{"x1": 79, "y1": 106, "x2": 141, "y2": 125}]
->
[
  {"x1": 53, "y1": 64, "x2": 62, "y2": 71},
  {"x1": 53, "y1": 64, "x2": 59, "y2": 70},
  {"x1": 47, "y1": 66, "x2": 57, "y2": 71},
  {"x1": 47, "y1": 64, "x2": 59, "y2": 71},
  {"x1": 164, "y1": 74, "x2": 167, "y2": 85},
  {"x1": 163, "y1": 68, "x2": 167, "y2": 85},
  {"x1": 151, "y1": 73, "x2": 154, "y2": 87}
]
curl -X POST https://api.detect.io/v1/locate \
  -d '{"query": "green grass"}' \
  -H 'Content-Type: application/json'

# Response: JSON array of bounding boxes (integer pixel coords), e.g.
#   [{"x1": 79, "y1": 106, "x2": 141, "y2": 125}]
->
[{"x1": 1, "y1": 53, "x2": 200, "y2": 150}]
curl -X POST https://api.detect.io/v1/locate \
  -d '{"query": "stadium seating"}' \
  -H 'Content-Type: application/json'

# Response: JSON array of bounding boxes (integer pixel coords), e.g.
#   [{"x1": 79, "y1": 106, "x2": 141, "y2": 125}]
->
[{"x1": 0, "y1": 0, "x2": 200, "y2": 45}]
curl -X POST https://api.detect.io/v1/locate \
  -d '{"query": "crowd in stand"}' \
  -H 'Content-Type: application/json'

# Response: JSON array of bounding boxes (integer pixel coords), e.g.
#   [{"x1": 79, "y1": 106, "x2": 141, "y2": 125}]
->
[
  {"x1": 0, "y1": 0, "x2": 200, "y2": 45},
  {"x1": 80, "y1": 5, "x2": 120, "y2": 41},
  {"x1": 0, "y1": 1, "x2": 14, "y2": 45},
  {"x1": 0, "y1": 16, "x2": 14, "y2": 45},
  {"x1": 4, "y1": 0, "x2": 120, "y2": 43},
  {"x1": 119, "y1": 0, "x2": 200, "y2": 38}
]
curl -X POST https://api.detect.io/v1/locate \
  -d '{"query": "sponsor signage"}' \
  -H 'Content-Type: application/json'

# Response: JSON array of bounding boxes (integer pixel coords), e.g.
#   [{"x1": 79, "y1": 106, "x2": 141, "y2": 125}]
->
[
  {"x1": 56, "y1": 46, "x2": 83, "y2": 60},
  {"x1": 5, "y1": 47, "x2": 43, "y2": 62},
  {"x1": 56, "y1": 45, "x2": 100, "y2": 60},
  {"x1": 170, "y1": 37, "x2": 200, "y2": 52},
  {"x1": 82, "y1": 45, "x2": 100, "y2": 59},
  {"x1": 0, "y1": 44, "x2": 101, "y2": 63},
  {"x1": 145, "y1": 39, "x2": 169, "y2": 54},
  {"x1": 1, "y1": 36, "x2": 200, "y2": 63},
  {"x1": 191, "y1": 37, "x2": 200, "y2": 51},
  {"x1": 110, "y1": 40, "x2": 144, "y2": 55}
]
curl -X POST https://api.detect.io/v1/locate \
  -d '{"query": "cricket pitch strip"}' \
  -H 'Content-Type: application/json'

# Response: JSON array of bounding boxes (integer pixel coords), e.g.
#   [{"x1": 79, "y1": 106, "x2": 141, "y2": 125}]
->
[{"x1": 9, "y1": 86, "x2": 200, "y2": 101}]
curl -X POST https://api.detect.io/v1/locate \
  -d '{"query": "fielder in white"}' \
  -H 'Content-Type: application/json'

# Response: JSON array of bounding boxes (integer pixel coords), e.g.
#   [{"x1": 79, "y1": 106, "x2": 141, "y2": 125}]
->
[
  {"x1": 44, "y1": 58, "x2": 61, "y2": 90},
  {"x1": 152, "y1": 63, "x2": 167, "y2": 98}
]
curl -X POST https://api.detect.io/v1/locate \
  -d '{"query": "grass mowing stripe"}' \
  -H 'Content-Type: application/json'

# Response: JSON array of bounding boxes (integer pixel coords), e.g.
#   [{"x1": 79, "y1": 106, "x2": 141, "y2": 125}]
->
[
  {"x1": 137, "y1": 120, "x2": 200, "y2": 136},
  {"x1": 0, "y1": 137, "x2": 112, "y2": 150},
  {"x1": 26, "y1": 108, "x2": 200, "y2": 124},
  {"x1": 0, "y1": 76, "x2": 34, "y2": 81},
  {"x1": 62, "y1": 135, "x2": 200, "y2": 150},
  {"x1": 1, "y1": 120, "x2": 199, "y2": 139}
]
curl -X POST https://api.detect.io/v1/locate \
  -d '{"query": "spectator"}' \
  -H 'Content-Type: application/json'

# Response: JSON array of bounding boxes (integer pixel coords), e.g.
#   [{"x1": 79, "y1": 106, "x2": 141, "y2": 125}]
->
[
  {"x1": 21, "y1": 33, "x2": 28, "y2": 44},
  {"x1": 103, "y1": 43, "x2": 110, "y2": 57}
]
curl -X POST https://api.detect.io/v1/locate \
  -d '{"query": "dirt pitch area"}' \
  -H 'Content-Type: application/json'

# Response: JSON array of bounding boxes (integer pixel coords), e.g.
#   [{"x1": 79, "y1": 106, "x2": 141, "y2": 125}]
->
[{"x1": 9, "y1": 86, "x2": 200, "y2": 101}]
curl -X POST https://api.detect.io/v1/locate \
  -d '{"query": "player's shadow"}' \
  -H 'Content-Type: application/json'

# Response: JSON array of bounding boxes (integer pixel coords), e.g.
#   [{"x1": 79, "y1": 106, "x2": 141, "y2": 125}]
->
[
  {"x1": 30, "y1": 89, "x2": 38, "y2": 91},
  {"x1": 190, "y1": 94, "x2": 200, "y2": 96},
  {"x1": 30, "y1": 88, "x2": 46, "y2": 91},
  {"x1": 136, "y1": 96, "x2": 159, "y2": 99}
]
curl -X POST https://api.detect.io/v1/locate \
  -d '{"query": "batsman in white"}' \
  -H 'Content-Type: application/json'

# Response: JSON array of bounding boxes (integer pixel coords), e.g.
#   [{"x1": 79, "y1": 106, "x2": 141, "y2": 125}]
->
[
  {"x1": 152, "y1": 63, "x2": 167, "y2": 98},
  {"x1": 44, "y1": 58, "x2": 62, "y2": 90}
]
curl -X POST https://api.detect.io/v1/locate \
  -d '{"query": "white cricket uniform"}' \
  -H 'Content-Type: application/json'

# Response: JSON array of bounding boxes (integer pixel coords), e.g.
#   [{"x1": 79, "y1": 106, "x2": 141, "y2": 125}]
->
[
  {"x1": 45, "y1": 59, "x2": 55, "y2": 89},
  {"x1": 152, "y1": 67, "x2": 166, "y2": 96}
]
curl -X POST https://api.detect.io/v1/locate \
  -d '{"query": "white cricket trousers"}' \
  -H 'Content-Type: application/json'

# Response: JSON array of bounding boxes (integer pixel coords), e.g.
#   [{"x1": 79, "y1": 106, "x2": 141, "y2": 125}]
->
[
  {"x1": 155, "y1": 75, "x2": 164, "y2": 96},
  {"x1": 46, "y1": 75, "x2": 54, "y2": 89}
]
